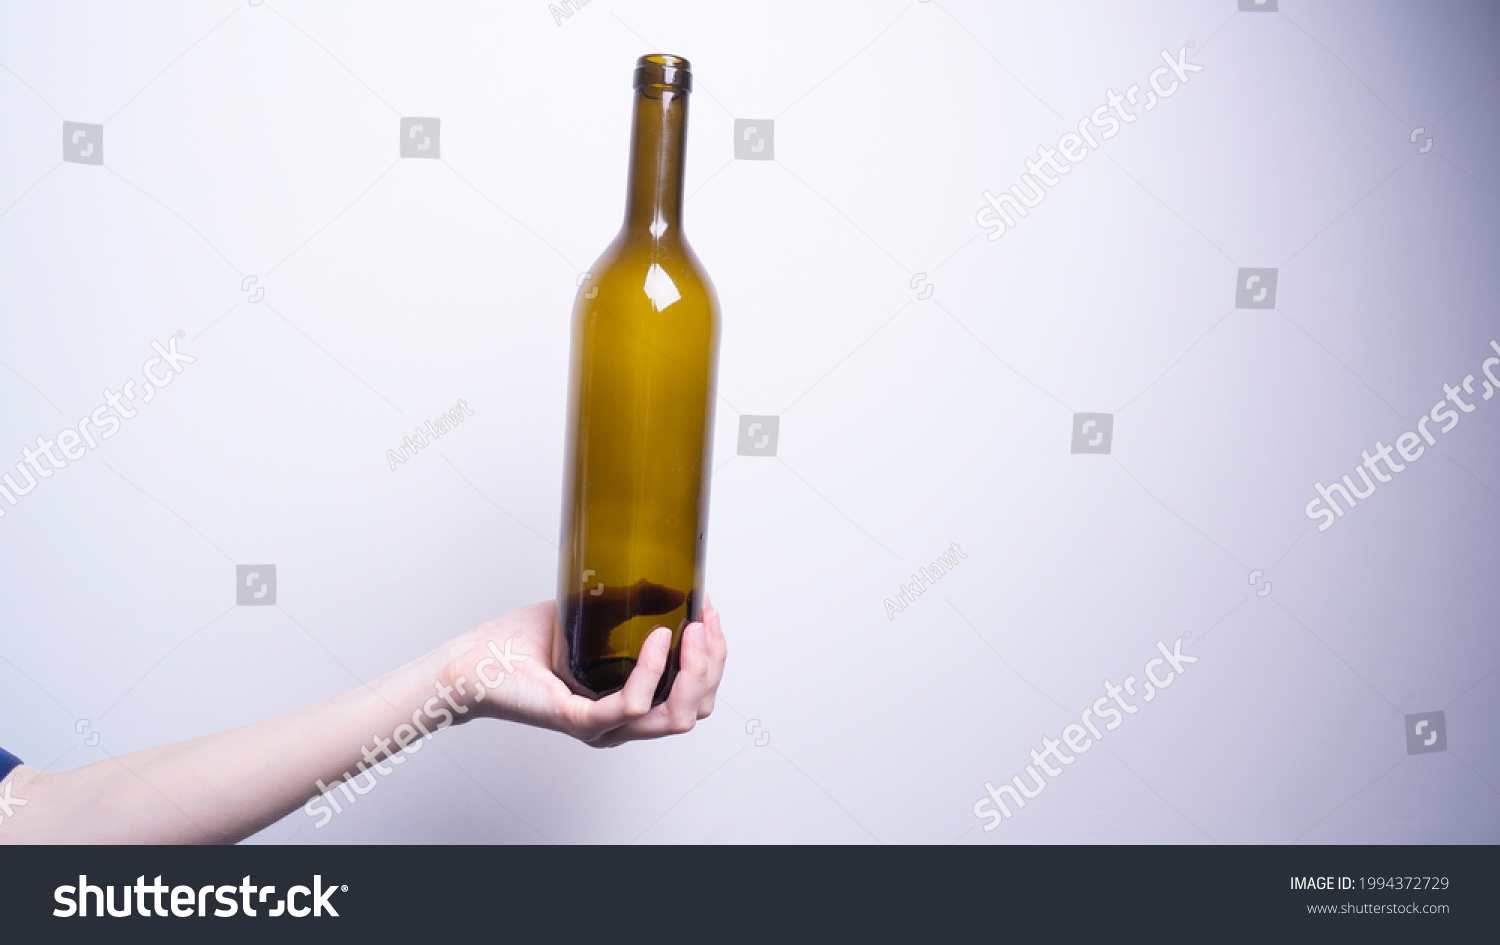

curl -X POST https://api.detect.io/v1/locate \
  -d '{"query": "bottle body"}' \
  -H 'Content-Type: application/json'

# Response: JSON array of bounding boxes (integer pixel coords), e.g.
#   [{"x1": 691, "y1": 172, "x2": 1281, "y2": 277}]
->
[{"x1": 556, "y1": 56, "x2": 719, "y2": 702}]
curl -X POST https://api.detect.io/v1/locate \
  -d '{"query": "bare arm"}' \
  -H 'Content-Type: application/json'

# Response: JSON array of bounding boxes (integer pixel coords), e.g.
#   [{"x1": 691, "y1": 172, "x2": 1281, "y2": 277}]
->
[{"x1": 0, "y1": 599, "x2": 726, "y2": 844}]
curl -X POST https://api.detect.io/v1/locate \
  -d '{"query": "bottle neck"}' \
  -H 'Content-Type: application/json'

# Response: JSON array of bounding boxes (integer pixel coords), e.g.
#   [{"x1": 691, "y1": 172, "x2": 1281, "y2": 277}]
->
[{"x1": 622, "y1": 86, "x2": 688, "y2": 240}]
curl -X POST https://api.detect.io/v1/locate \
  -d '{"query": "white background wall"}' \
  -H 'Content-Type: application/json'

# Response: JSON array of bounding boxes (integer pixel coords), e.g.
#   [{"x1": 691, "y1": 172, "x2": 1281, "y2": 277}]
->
[{"x1": 1, "y1": 0, "x2": 1497, "y2": 844}]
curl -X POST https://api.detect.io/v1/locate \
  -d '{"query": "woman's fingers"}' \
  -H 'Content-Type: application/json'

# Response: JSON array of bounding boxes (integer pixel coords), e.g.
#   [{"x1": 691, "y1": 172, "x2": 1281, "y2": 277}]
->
[
  {"x1": 564, "y1": 626, "x2": 671, "y2": 740},
  {"x1": 618, "y1": 625, "x2": 674, "y2": 717},
  {"x1": 697, "y1": 603, "x2": 727, "y2": 718},
  {"x1": 665, "y1": 621, "x2": 711, "y2": 731},
  {"x1": 588, "y1": 621, "x2": 712, "y2": 747}
]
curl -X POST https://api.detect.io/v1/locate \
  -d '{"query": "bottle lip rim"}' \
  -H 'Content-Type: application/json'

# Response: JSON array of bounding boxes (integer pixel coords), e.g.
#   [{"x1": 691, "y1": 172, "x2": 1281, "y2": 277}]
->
[{"x1": 634, "y1": 53, "x2": 692, "y2": 92}]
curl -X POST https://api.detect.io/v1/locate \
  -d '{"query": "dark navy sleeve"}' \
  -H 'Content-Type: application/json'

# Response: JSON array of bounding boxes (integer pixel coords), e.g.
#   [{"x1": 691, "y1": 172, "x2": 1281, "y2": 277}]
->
[{"x1": 0, "y1": 747, "x2": 22, "y2": 781}]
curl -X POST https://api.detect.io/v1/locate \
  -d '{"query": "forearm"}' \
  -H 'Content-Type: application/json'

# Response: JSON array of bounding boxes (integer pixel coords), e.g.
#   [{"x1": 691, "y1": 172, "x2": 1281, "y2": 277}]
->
[
  {"x1": 2, "y1": 634, "x2": 474, "y2": 845},
  {"x1": 0, "y1": 600, "x2": 727, "y2": 842}
]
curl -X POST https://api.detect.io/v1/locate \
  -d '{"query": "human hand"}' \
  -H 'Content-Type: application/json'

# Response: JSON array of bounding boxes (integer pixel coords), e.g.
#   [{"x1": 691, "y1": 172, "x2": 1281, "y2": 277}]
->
[
  {"x1": 0, "y1": 598, "x2": 726, "y2": 845},
  {"x1": 443, "y1": 597, "x2": 727, "y2": 748}
]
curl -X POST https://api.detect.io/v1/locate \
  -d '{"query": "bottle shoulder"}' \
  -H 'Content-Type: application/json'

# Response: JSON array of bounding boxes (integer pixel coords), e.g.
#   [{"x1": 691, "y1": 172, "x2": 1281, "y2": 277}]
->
[{"x1": 580, "y1": 234, "x2": 719, "y2": 320}]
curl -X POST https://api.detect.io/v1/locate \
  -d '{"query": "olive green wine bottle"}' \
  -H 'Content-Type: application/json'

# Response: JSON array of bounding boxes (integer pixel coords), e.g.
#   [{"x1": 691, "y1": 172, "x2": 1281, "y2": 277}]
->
[{"x1": 556, "y1": 54, "x2": 719, "y2": 703}]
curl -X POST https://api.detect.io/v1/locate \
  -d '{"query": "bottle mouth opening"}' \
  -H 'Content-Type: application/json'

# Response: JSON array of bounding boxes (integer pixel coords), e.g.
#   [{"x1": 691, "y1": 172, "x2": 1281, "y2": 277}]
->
[{"x1": 634, "y1": 53, "x2": 692, "y2": 92}]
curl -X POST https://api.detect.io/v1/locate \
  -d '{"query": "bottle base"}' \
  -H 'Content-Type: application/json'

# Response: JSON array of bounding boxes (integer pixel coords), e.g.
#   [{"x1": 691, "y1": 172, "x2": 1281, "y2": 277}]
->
[
  {"x1": 574, "y1": 648, "x2": 681, "y2": 706},
  {"x1": 559, "y1": 578, "x2": 692, "y2": 705}
]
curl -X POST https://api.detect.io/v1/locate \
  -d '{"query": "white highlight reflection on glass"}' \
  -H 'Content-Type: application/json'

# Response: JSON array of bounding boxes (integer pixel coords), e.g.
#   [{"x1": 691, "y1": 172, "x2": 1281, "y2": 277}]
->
[{"x1": 643, "y1": 263, "x2": 681, "y2": 310}]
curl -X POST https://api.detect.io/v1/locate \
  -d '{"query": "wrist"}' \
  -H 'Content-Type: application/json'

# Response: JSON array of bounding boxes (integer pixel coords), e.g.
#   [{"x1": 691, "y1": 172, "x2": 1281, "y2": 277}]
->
[{"x1": 417, "y1": 626, "x2": 492, "y2": 726}]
